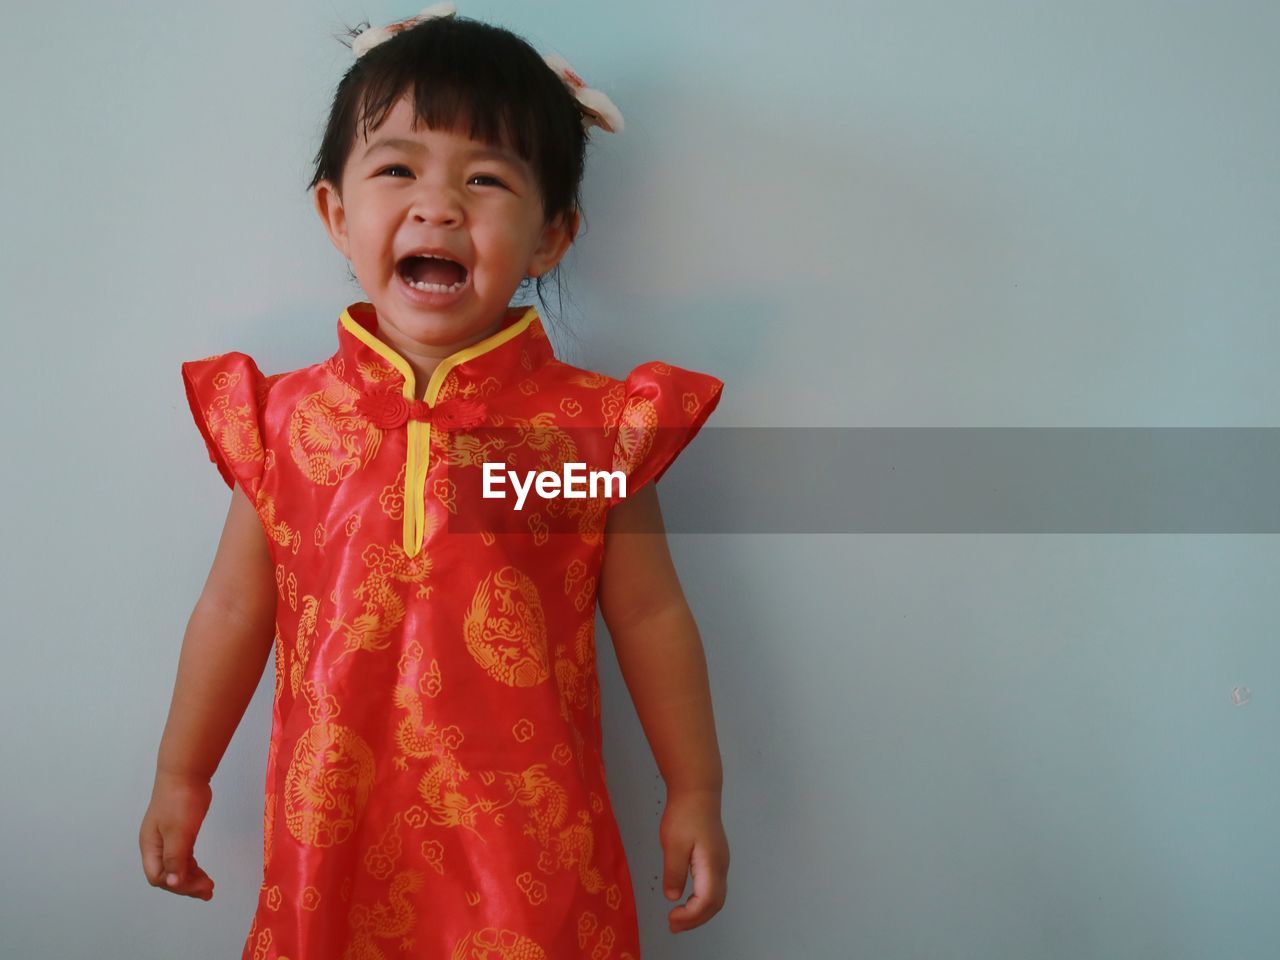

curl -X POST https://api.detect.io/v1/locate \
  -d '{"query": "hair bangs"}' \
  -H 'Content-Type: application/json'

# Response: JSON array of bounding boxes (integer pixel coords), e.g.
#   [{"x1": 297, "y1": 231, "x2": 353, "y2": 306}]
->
[{"x1": 353, "y1": 64, "x2": 539, "y2": 185}]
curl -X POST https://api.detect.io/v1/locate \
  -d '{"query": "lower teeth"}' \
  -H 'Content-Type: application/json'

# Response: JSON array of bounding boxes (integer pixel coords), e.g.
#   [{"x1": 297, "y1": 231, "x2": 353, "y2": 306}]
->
[{"x1": 404, "y1": 275, "x2": 466, "y2": 294}]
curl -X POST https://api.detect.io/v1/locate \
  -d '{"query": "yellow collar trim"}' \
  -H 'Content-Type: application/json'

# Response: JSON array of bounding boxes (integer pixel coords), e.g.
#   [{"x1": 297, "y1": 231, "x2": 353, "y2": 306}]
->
[{"x1": 336, "y1": 304, "x2": 541, "y2": 556}]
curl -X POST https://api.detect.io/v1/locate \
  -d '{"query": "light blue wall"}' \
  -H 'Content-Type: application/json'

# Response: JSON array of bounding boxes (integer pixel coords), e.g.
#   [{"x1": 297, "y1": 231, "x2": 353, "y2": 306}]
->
[{"x1": 3, "y1": 1, "x2": 1277, "y2": 957}]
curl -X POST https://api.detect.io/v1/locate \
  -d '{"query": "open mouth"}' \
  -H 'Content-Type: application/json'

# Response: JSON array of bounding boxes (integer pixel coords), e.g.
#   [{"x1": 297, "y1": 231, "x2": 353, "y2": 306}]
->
[{"x1": 397, "y1": 254, "x2": 469, "y2": 294}]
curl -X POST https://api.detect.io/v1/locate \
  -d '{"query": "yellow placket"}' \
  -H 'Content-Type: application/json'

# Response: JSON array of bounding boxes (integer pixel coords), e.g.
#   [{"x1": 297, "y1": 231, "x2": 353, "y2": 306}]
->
[{"x1": 338, "y1": 306, "x2": 540, "y2": 557}]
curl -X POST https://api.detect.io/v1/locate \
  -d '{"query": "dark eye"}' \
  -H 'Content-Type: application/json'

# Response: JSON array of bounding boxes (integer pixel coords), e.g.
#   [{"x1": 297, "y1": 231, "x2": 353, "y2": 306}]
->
[
  {"x1": 470, "y1": 174, "x2": 505, "y2": 188},
  {"x1": 379, "y1": 165, "x2": 411, "y2": 178}
]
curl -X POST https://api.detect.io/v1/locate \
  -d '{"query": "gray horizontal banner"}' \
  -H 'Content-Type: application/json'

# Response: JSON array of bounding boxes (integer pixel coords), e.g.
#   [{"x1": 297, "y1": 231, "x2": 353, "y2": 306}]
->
[{"x1": 631, "y1": 427, "x2": 1280, "y2": 533}]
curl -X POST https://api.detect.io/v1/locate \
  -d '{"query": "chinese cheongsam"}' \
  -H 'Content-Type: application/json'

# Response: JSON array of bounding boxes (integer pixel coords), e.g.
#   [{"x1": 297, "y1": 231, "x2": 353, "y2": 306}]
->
[{"x1": 180, "y1": 301, "x2": 724, "y2": 959}]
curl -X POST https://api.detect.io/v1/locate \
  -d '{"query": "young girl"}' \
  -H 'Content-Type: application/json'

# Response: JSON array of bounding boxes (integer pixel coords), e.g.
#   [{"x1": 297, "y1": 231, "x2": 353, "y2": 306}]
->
[{"x1": 138, "y1": 5, "x2": 729, "y2": 956}]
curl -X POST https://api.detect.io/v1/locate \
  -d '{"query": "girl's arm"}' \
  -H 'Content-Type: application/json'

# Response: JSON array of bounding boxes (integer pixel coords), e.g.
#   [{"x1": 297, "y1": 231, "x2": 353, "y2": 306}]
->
[
  {"x1": 599, "y1": 482, "x2": 724, "y2": 796},
  {"x1": 155, "y1": 486, "x2": 278, "y2": 782},
  {"x1": 140, "y1": 487, "x2": 277, "y2": 899},
  {"x1": 598, "y1": 482, "x2": 729, "y2": 932}
]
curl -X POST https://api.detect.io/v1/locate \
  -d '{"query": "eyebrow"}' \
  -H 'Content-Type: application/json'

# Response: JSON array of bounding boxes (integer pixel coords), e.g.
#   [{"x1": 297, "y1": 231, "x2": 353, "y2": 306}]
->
[{"x1": 362, "y1": 136, "x2": 526, "y2": 172}]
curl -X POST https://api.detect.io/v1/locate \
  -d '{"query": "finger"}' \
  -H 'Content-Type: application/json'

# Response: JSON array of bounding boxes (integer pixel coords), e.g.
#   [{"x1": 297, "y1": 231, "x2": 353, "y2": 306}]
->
[
  {"x1": 169, "y1": 857, "x2": 216, "y2": 900},
  {"x1": 160, "y1": 828, "x2": 194, "y2": 889},
  {"x1": 662, "y1": 839, "x2": 691, "y2": 902},
  {"x1": 139, "y1": 821, "x2": 167, "y2": 886},
  {"x1": 668, "y1": 845, "x2": 721, "y2": 930},
  {"x1": 670, "y1": 891, "x2": 708, "y2": 929}
]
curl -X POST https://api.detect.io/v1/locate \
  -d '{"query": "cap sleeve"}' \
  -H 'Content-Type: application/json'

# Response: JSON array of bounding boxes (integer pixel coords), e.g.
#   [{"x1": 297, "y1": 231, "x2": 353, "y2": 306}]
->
[
  {"x1": 607, "y1": 360, "x2": 724, "y2": 507},
  {"x1": 181, "y1": 352, "x2": 270, "y2": 501}
]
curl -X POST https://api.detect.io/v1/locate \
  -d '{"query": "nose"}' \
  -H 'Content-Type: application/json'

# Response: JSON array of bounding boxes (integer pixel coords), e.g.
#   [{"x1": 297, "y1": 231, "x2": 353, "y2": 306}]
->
[{"x1": 410, "y1": 176, "x2": 464, "y2": 227}]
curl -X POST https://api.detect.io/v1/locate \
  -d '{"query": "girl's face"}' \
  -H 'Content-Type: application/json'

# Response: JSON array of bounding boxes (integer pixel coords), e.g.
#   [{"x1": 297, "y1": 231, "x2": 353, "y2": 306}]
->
[{"x1": 314, "y1": 93, "x2": 576, "y2": 366}]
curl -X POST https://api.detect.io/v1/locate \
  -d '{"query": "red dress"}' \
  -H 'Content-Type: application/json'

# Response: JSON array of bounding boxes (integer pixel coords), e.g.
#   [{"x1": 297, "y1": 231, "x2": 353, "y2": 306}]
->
[{"x1": 180, "y1": 301, "x2": 723, "y2": 959}]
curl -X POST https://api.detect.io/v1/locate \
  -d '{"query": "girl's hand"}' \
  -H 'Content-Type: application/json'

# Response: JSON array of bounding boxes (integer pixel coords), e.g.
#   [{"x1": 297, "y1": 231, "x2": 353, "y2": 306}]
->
[
  {"x1": 659, "y1": 787, "x2": 730, "y2": 933},
  {"x1": 138, "y1": 770, "x2": 216, "y2": 901}
]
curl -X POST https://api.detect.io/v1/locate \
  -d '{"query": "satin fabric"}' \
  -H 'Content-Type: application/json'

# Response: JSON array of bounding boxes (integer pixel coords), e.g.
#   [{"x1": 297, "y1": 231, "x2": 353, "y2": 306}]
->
[{"x1": 180, "y1": 301, "x2": 723, "y2": 959}]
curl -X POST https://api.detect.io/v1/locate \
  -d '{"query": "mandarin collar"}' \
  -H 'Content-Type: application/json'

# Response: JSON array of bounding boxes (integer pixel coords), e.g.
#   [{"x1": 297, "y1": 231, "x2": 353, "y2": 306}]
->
[{"x1": 329, "y1": 301, "x2": 555, "y2": 402}]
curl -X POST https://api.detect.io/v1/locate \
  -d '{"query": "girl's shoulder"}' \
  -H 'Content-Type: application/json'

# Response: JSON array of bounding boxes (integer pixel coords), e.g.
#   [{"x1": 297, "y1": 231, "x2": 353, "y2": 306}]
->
[
  {"x1": 605, "y1": 361, "x2": 724, "y2": 455},
  {"x1": 180, "y1": 351, "x2": 317, "y2": 405},
  {"x1": 540, "y1": 357, "x2": 725, "y2": 414},
  {"x1": 535, "y1": 358, "x2": 726, "y2": 502}
]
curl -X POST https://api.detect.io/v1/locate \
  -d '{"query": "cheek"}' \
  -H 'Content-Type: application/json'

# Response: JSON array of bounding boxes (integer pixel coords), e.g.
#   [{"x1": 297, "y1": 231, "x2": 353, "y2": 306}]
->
[
  {"x1": 347, "y1": 218, "x2": 395, "y2": 261},
  {"x1": 471, "y1": 232, "x2": 520, "y2": 267},
  {"x1": 477, "y1": 216, "x2": 540, "y2": 259}
]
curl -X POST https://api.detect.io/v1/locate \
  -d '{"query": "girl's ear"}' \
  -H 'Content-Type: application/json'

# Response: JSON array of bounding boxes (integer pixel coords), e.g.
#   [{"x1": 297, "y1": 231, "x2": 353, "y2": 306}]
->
[
  {"x1": 528, "y1": 209, "x2": 580, "y2": 277},
  {"x1": 313, "y1": 180, "x2": 351, "y2": 259}
]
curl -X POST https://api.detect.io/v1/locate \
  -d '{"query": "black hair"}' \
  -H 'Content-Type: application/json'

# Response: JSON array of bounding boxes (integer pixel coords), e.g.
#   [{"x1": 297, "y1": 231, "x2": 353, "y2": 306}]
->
[{"x1": 308, "y1": 14, "x2": 599, "y2": 325}]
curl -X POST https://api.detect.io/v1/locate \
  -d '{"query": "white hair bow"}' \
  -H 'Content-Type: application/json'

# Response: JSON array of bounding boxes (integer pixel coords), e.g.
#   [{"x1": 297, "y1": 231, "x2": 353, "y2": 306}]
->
[
  {"x1": 351, "y1": 2, "x2": 458, "y2": 58},
  {"x1": 351, "y1": 3, "x2": 623, "y2": 134},
  {"x1": 541, "y1": 52, "x2": 623, "y2": 134}
]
